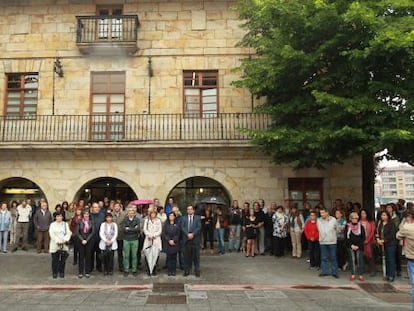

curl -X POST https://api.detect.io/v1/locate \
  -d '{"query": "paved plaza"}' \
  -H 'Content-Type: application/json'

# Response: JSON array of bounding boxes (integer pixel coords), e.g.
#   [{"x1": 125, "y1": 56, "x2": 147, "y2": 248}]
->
[{"x1": 0, "y1": 248, "x2": 411, "y2": 310}]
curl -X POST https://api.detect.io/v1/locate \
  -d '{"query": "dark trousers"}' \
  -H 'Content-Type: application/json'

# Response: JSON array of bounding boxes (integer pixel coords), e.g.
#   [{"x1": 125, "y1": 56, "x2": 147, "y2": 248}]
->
[
  {"x1": 91, "y1": 239, "x2": 102, "y2": 272},
  {"x1": 273, "y1": 236, "x2": 286, "y2": 257},
  {"x1": 308, "y1": 240, "x2": 320, "y2": 267},
  {"x1": 183, "y1": 242, "x2": 200, "y2": 273},
  {"x1": 73, "y1": 238, "x2": 79, "y2": 264},
  {"x1": 78, "y1": 241, "x2": 93, "y2": 274},
  {"x1": 102, "y1": 250, "x2": 115, "y2": 273},
  {"x1": 137, "y1": 235, "x2": 144, "y2": 266},
  {"x1": 36, "y1": 230, "x2": 50, "y2": 252},
  {"x1": 51, "y1": 252, "x2": 66, "y2": 276},
  {"x1": 396, "y1": 244, "x2": 402, "y2": 274},
  {"x1": 167, "y1": 253, "x2": 178, "y2": 273},
  {"x1": 202, "y1": 225, "x2": 214, "y2": 249},
  {"x1": 116, "y1": 239, "x2": 124, "y2": 271},
  {"x1": 336, "y1": 239, "x2": 347, "y2": 269}
]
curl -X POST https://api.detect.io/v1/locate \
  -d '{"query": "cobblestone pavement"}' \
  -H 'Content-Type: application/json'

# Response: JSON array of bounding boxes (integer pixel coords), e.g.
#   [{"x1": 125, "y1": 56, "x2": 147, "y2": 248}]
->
[{"x1": 0, "y1": 248, "x2": 411, "y2": 310}]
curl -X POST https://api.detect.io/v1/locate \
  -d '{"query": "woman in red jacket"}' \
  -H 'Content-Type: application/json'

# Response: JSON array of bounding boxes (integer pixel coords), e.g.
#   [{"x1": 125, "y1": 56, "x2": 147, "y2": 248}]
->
[{"x1": 304, "y1": 210, "x2": 320, "y2": 269}]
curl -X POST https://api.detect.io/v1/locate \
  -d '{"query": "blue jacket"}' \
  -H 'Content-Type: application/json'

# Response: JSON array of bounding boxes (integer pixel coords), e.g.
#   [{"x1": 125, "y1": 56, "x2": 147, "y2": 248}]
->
[{"x1": 0, "y1": 210, "x2": 11, "y2": 231}]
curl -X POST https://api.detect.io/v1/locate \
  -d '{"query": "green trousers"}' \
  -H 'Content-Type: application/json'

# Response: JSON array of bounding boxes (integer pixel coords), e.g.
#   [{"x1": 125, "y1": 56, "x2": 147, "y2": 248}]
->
[{"x1": 123, "y1": 239, "x2": 139, "y2": 272}]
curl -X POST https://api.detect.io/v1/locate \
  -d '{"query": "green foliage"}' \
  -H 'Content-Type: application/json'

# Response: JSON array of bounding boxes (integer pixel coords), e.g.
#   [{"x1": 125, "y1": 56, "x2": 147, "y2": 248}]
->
[{"x1": 234, "y1": 0, "x2": 414, "y2": 168}]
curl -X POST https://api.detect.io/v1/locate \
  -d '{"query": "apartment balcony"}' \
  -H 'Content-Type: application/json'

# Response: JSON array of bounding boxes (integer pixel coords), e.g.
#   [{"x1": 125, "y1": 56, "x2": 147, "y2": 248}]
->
[
  {"x1": 0, "y1": 113, "x2": 270, "y2": 149},
  {"x1": 76, "y1": 15, "x2": 140, "y2": 55}
]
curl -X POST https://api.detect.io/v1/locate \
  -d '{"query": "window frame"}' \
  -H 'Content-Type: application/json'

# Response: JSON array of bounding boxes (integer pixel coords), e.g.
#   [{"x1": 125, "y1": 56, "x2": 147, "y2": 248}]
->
[
  {"x1": 183, "y1": 70, "x2": 219, "y2": 118},
  {"x1": 5, "y1": 73, "x2": 39, "y2": 120},
  {"x1": 90, "y1": 71, "x2": 126, "y2": 141},
  {"x1": 288, "y1": 178, "x2": 324, "y2": 210}
]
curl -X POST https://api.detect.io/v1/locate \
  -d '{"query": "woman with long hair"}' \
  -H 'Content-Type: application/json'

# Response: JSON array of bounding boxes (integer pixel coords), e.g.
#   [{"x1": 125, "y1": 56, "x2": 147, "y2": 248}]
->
[
  {"x1": 244, "y1": 208, "x2": 258, "y2": 257},
  {"x1": 162, "y1": 212, "x2": 180, "y2": 276},
  {"x1": 75, "y1": 209, "x2": 95, "y2": 278},
  {"x1": 70, "y1": 205, "x2": 82, "y2": 265},
  {"x1": 143, "y1": 208, "x2": 162, "y2": 276},
  {"x1": 376, "y1": 211, "x2": 398, "y2": 282},
  {"x1": 359, "y1": 209, "x2": 376, "y2": 276}
]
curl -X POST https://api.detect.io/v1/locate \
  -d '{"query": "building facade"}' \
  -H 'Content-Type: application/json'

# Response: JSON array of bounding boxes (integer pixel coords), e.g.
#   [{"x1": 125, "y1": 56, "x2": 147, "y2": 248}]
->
[
  {"x1": 376, "y1": 165, "x2": 414, "y2": 204},
  {"x1": 0, "y1": 0, "x2": 362, "y2": 210}
]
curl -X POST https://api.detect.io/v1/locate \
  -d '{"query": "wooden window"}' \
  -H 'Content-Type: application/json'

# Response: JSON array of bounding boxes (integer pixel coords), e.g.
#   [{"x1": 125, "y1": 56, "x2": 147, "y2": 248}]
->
[
  {"x1": 183, "y1": 70, "x2": 218, "y2": 118},
  {"x1": 5, "y1": 73, "x2": 38, "y2": 119},
  {"x1": 90, "y1": 72, "x2": 125, "y2": 141},
  {"x1": 288, "y1": 178, "x2": 324, "y2": 210},
  {"x1": 97, "y1": 6, "x2": 123, "y2": 40}
]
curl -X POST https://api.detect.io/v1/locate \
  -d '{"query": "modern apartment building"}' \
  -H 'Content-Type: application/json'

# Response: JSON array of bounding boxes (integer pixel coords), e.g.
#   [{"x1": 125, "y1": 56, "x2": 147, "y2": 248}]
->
[
  {"x1": 0, "y1": 0, "x2": 362, "y2": 210},
  {"x1": 376, "y1": 165, "x2": 414, "y2": 204}
]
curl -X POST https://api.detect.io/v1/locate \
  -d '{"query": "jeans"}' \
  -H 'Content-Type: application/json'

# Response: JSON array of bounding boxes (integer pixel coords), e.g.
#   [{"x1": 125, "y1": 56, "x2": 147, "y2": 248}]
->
[
  {"x1": 228, "y1": 225, "x2": 241, "y2": 251},
  {"x1": 0, "y1": 230, "x2": 8, "y2": 251},
  {"x1": 385, "y1": 245, "x2": 396, "y2": 279},
  {"x1": 123, "y1": 239, "x2": 139, "y2": 272},
  {"x1": 348, "y1": 248, "x2": 364, "y2": 276},
  {"x1": 215, "y1": 228, "x2": 225, "y2": 253},
  {"x1": 256, "y1": 226, "x2": 265, "y2": 254},
  {"x1": 406, "y1": 259, "x2": 414, "y2": 308},
  {"x1": 320, "y1": 244, "x2": 338, "y2": 276}
]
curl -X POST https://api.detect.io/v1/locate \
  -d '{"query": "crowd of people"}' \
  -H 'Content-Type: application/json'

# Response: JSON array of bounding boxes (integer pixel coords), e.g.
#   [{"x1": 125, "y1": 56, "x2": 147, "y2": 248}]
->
[
  {"x1": 0, "y1": 196, "x2": 413, "y2": 285},
  {"x1": 214, "y1": 198, "x2": 412, "y2": 284},
  {"x1": 0, "y1": 197, "x2": 203, "y2": 279}
]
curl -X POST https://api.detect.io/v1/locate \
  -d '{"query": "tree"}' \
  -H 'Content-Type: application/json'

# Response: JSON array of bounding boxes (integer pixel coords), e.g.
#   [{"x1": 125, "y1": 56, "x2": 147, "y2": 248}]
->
[{"x1": 234, "y1": 0, "x2": 414, "y2": 210}]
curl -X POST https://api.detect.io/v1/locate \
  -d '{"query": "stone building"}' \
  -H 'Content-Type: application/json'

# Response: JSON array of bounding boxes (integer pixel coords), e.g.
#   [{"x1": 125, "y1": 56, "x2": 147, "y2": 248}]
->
[{"x1": 0, "y1": 0, "x2": 362, "y2": 210}]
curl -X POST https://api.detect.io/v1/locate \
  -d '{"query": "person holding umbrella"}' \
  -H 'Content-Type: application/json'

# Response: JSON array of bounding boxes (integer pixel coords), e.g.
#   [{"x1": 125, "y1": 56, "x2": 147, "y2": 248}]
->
[
  {"x1": 143, "y1": 207, "x2": 162, "y2": 276},
  {"x1": 48, "y1": 212, "x2": 71, "y2": 279},
  {"x1": 99, "y1": 212, "x2": 118, "y2": 276}
]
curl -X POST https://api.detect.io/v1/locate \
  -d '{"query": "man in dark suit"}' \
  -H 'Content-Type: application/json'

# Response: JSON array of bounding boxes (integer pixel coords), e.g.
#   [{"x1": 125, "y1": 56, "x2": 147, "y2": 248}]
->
[{"x1": 181, "y1": 205, "x2": 202, "y2": 277}]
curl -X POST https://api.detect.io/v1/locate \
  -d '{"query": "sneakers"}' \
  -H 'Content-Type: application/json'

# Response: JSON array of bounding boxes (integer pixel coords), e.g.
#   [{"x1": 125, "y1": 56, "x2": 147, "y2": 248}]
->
[
  {"x1": 350, "y1": 275, "x2": 356, "y2": 281},
  {"x1": 359, "y1": 275, "x2": 365, "y2": 282}
]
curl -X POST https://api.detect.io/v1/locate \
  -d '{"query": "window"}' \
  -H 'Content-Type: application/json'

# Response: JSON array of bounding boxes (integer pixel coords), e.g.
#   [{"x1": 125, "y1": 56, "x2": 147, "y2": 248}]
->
[
  {"x1": 97, "y1": 6, "x2": 123, "y2": 40},
  {"x1": 288, "y1": 178, "x2": 323, "y2": 210},
  {"x1": 90, "y1": 72, "x2": 125, "y2": 141},
  {"x1": 5, "y1": 73, "x2": 39, "y2": 119},
  {"x1": 183, "y1": 70, "x2": 218, "y2": 118}
]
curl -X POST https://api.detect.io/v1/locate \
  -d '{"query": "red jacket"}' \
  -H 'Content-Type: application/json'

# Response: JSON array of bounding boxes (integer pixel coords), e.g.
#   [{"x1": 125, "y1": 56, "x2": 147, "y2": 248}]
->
[{"x1": 304, "y1": 219, "x2": 319, "y2": 241}]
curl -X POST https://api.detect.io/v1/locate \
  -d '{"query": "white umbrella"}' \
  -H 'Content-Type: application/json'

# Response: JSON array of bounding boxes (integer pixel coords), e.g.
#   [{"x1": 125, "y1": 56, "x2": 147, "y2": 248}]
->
[{"x1": 144, "y1": 243, "x2": 160, "y2": 275}]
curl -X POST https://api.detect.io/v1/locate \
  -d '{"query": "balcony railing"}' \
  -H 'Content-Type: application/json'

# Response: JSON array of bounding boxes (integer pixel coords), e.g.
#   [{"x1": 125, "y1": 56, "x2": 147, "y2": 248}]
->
[
  {"x1": 76, "y1": 15, "x2": 139, "y2": 55},
  {"x1": 0, "y1": 113, "x2": 270, "y2": 143}
]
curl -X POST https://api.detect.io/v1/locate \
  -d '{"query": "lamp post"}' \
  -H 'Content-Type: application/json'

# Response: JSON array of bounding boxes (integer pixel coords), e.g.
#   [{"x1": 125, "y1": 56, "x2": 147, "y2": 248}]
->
[{"x1": 52, "y1": 58, "x2": 64, "y2": 115}]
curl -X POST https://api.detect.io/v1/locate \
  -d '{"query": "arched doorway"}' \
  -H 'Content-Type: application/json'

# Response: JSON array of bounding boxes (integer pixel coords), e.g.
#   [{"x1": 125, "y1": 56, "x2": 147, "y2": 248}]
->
[
  {"x1": 74, "y1": 177, "x2": 137, "y2": 205},
  {"x1": 0, "y1": 177, "x2": 46, "y2": 206},
  {"x1": 166, "y1": 176, "x2": 231, "y2": 214}
]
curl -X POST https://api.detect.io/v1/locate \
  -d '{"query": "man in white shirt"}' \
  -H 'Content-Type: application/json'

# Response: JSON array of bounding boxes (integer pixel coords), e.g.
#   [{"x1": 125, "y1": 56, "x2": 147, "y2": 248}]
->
[{"x1": 12, "y1": 199, "x2": 32, "y2": 251}]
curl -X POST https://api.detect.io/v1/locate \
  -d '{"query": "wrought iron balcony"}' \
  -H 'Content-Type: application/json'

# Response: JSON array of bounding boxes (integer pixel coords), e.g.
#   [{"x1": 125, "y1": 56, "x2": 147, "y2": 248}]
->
[
  {"x1": 76, "y1": 15, "x2": 140, "y2": 55},
  {"x1": 0, "y1": 113, "x2": 270, "y2": 144}
]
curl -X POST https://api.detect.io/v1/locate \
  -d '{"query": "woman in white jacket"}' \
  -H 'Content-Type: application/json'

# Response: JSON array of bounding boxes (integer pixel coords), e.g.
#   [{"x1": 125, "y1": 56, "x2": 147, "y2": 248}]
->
[
  {"x1": 143, "y1": 208, "x2": 162, "y2": 276},
  {"x1": 49, "y1": 212, "x2": 71, "y2": 279},
  {"x1": 99, "y1": 212, "x2": 118, "y2": 276}
]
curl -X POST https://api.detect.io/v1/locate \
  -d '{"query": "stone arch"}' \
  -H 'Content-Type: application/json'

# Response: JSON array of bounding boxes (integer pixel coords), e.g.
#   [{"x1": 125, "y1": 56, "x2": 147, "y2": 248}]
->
[
  {"x1": 165, "y1": 176, "x2": 232, "y2": 215},
  {"x1": 66, "y1": 170, "x2": 140, "y2": 203},
  {"x1": 0, "y1": 176, "x2": 47, "y2": 205},
  {"x1": 72, "y1": 176, "x2": 138, "y2": 204},
  {"x1": 161, "y1": 167, "x2": 242, "y2": 204}
]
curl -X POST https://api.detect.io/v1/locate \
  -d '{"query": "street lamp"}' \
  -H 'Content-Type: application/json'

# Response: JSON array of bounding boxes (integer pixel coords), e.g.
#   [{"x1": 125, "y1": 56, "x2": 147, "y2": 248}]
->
[{"x1": 52, "y1": 58, "x2": 64, "y2": 115}]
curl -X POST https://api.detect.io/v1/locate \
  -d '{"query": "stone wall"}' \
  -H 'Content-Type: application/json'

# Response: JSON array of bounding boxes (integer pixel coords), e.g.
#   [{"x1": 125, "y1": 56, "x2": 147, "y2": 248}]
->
[
  {"x1": 0, "y1": 148, "x2": 362, "y2": 208},
  {"x1": 0, "y1": 0, "x2": 256, "y2": 116}
]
